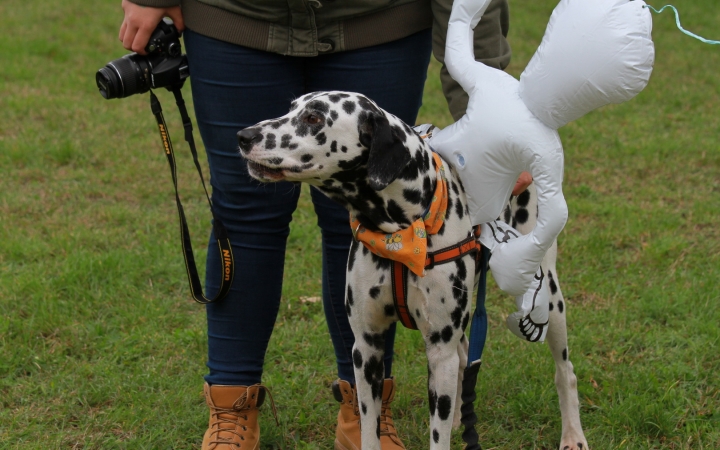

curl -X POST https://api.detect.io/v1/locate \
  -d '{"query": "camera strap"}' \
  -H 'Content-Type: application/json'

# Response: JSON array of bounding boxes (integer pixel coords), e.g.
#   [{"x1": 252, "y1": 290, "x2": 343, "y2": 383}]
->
[{"x1": 149, "y1": 88, "x2": 234, "y2": 304}]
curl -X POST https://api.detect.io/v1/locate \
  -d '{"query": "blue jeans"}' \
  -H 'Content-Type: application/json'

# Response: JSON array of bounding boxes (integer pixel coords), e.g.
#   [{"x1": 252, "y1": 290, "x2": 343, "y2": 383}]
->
[{"x1": 184, "y1": 28, "x2": 433, "y2": 385}]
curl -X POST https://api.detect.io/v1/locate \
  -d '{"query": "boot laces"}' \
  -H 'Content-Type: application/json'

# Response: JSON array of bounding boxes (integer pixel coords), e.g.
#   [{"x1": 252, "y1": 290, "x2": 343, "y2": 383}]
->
[
  {"x1": 379, "y1": 401, "x2": 398, "y2": 437},
  {"x1": 207, "y1": 385, "x2": 279, "y2": 447}
]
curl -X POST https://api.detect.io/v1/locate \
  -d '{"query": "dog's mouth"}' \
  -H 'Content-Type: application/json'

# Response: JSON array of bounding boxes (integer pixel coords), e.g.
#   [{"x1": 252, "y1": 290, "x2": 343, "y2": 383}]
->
[{"x1": 247, "y1": 161, "x2": 285, "y2": 181}]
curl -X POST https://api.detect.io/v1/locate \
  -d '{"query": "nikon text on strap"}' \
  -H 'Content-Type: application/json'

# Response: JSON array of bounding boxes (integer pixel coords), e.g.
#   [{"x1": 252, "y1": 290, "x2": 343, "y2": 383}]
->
[{"x1": 149, "y1": 89, "x2": 234, "y2": 304}]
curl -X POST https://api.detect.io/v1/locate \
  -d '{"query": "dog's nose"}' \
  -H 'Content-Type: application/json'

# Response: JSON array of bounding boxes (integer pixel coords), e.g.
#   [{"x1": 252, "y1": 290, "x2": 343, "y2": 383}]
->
[{"x1": 237, "y1": 128, "x2": 262, "y2": 153}]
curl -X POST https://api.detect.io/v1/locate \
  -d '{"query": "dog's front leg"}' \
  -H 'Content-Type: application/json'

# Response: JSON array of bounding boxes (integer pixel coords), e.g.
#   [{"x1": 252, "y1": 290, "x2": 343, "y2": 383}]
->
[
  {"x1": 350, "y1": 331, "x2": 385, "y2": 450},
  {"x1": 426, "y1": 338, "x2": 461, "y2": 449}
]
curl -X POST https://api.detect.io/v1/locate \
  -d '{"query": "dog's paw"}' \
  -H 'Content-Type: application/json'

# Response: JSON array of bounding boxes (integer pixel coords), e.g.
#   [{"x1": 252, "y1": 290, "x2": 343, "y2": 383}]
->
[{"x1": 559, "y1": 432, "x2": 589, "y2": 450}]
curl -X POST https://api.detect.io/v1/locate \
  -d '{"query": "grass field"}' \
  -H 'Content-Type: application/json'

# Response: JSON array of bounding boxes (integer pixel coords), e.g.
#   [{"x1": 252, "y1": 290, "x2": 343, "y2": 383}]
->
[{"x1": 1, "y1": 0, "x2": 719, "y2": 448}]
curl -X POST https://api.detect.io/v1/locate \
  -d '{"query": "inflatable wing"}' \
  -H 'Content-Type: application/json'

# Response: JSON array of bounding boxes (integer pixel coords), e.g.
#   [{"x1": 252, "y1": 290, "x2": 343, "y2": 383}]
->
[{"x1": 520, "y1": 0, "x2": 655, "y2": 129}]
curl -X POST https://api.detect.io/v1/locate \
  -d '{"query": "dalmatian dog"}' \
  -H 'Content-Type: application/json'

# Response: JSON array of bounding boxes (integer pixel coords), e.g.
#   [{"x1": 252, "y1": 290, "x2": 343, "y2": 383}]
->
[{"x1": 237, "y1": 91, "x2": 587, "y2": 450}]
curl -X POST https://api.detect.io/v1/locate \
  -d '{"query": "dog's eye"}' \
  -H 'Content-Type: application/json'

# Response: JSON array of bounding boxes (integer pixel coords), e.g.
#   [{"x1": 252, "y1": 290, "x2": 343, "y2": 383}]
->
[{"x1": 305, "y1": 113, "x2": 322, "y2": 125}]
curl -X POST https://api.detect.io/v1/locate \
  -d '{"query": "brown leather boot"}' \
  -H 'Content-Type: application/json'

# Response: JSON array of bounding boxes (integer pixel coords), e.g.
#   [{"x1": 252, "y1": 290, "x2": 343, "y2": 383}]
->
[
  {"x1": 333, "y1": 379, "x2": 361, "y2": 450},
  {"x1": 201, "y1": 383, "x2": 276, "y2": 450},
  {"x1": 379, "y1": 378, "x2": 405, "y2": 449},
  {"x1": 333, "y1": 378, "x2": 405, "y2": 450}
]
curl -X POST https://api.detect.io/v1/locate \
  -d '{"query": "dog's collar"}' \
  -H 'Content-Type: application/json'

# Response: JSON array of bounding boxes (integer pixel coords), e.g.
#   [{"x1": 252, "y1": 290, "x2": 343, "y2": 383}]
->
[{"x1": 350, "y1": 152, "x2": 447, "y2": 277}]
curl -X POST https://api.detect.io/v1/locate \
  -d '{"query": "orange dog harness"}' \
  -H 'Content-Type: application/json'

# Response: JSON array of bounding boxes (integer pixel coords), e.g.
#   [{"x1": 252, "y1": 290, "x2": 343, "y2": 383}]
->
[{"x1": 350, "y1": 153, "x2": 481, "y2": 329}]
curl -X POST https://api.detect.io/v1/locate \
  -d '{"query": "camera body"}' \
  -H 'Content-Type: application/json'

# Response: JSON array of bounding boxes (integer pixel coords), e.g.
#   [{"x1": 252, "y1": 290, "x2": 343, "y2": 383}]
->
[{"x1": 96, "y1": 19, "x2": 189, "y2": 99}]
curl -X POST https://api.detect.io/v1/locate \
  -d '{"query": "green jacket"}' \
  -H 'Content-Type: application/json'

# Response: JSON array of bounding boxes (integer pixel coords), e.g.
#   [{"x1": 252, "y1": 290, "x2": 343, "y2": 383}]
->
[{"x1": 134, "y1": 0, "x2": 510, "y2": 118}]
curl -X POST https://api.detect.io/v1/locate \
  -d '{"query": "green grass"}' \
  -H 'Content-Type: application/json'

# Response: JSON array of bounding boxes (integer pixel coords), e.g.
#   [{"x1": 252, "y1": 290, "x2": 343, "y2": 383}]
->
[{"x1": 1, "y1": 0, "x2": 719, "y2": 448}]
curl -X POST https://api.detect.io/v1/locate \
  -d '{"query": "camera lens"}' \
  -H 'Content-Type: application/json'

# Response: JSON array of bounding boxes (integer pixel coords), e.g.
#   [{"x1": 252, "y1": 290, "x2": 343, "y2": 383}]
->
[{"x1": 95, "y1": 54, "x2": 148, "y2": 99}]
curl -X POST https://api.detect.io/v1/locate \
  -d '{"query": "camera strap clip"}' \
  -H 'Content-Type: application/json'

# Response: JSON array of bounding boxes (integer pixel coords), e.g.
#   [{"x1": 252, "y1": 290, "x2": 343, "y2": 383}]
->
[{"x1": 149, "y1": 88, "x2": 234, "y2": 304}]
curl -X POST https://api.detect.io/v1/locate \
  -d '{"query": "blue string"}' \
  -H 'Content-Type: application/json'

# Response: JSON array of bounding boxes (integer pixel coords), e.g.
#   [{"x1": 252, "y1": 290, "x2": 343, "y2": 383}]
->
[{"x1": 645, "y1": 4, "x2": 720, "y2": 45}]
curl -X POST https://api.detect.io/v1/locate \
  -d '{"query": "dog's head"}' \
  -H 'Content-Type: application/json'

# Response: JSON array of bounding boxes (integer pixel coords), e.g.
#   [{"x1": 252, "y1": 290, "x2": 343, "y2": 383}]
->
[{"x1": 238, "y1": 91, "x2": 415, "y2": 191}]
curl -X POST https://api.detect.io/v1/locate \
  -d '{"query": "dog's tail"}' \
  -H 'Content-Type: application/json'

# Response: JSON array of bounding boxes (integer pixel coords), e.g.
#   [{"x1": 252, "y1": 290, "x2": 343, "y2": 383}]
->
[{"x1": 444, "y1": 0, "x2": 495, "y2": 96}]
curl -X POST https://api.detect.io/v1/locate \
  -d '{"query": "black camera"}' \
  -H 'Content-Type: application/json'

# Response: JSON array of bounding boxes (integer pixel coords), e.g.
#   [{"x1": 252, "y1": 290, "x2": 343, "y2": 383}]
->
[{"x1": 96, "y1": 19, "x2": 189, "y2": 99}]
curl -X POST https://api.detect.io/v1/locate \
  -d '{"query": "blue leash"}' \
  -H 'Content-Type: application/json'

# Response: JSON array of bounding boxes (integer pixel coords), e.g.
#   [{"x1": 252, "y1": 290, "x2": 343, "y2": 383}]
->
[
  {"x1": 645, "y1": 4, "x2": 720, "y2": 45},
  {"x1": 460, "y1": 245, "x2": 489, "y2": 450}
]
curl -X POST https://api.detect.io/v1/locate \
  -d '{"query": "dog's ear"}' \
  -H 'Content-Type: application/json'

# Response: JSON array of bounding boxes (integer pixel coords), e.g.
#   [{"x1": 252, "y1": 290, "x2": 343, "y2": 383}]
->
[{"x1": 362, "y1": 113, "x2": 411, "y2": 191}]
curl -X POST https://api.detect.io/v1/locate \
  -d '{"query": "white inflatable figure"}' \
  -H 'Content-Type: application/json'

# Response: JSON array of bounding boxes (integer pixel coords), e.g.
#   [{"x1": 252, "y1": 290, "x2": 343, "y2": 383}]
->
[{"x1": 428, "y1": 0, "x2": 654, "y2": 341}]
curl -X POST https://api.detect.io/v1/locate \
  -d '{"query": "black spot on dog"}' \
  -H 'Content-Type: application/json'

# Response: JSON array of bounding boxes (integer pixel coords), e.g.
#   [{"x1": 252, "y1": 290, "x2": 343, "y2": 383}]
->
[
  {"x1": 562, "y1": 348, "x2": 568, "y2": 361},
  {"x1": 341, "y1": 145, "x2": 348, "y2": 153},
  {"x1": 361, "y1": 402, "x2": 367, "y2": 415},
  {"x1": 403, "y1": 188, "x2": 423, "y2": 204},
  {"x1": 441, "y1": 325, "x2": 453, "y2": 343},
  {"x1": 369, "y1": 286, "x2": 381, "y2": 299},
  {"x1": 316, "y1": 132, "x2": 327, "y2": 145},
  {"x1": 343, "y1": 101, "x2": 356, "y2": 115},
  {"x1": 386, "y1": 200, "x2": 409, "y2": 226},
  {"x1": 398, "y1": 157, "x2": 420, "y2": 182},
  {"x1": 353, "y1": 349, "x2": 363, "y2": 368},
  {"x1": 455, "y1": 198, "x2": 465, "y2": 219},
  {"x1": 503, "y1": 205, "x2": 512, "y2": 224},
  {"x1": 433, "y1": 429, "x2": 440, "y2": 444},
  {"x1": 300, "y1": 154, "x2": 313, "y2": 163},
  {"x1": 549, "y1": 302, "x2": 554, "y2": 311},
  {"x1": 371, "y1": 253, "x2": 392, "y2": 271},
  {"x1": 451, "y1": 277, "x2": 468, "y2": 311},
  {"x1": 265, "y1": 133, "x2": 277, "y2": 149},
  {"x1": 428, "y1": 389, "x2": 437, "y2": 416},
  {"x1": 455, "y1": 259, "x2": 467, "y2": 281},
  {"x1": 515, "y1": 207, "x2": 529, "y2": 225},
  {"x1": 376, "y1": 416, "x2": 381, "y2": 438},
  {"x1": 451, "y1": 181, "x2": 460, "y2": 196},
  {"x1": 308, "y1": 100, "x2": 330, "y2": 114},
  {"x1": 384, "y1": 305, "x2": 395, "y2": 317},
  {"x1": 462, "y1": 312, "x2": 470, "y2": 331},
  {"x1": 280, "y1": 134, "x2": 293, "y2": 148},
  {"x1": 363, "y1": 356, "x2": 384, "y2": 399},
  {"x1": 451, "y1": 306, "x2": 463, "y2": 329},
  {"x1": 558, "y1": 299, "x2": 564, "y2": 313},
  {"x1": 267, "y1": 157, "x2": 283, "y2": 165},
  {"x1": 336, "y1": 153, "x2": 366, "y2": 171},
  {"x1": 328, "y1": 94, "x2": 342, "y2": 103},
  {"x1": 330, "y1": 140, "x2": 338, "y2": 152},
  {"x1": 267, "y1": 118, "x2": 285, "y2": 129},
  {"x1": 429, "y1": 331, "x2": 441, "y2": 344},
  {"x1": 548, "y1": 270, "x2": 558, "y2": 295},
  {"x1": 363, "y1": 333, "x2": 384, "y2": 350},
  {"x1": 391, "y1": 124, "x2": 407, "y2": 142},
  {"x1": 416, "y1": 309, "x2": 421, "y2": 318},
  {"x1": 437, "y1": 395, "x2": 452, "y2": 420},
  {"x1": 517, "y1": 188, "x2": 531, "y2": 207},
  {"x1": 379, "y1": 275, "x2": 385, "y2": 284},
  {"x1": 330, "y1": 110, "x2": 339, "y2": 121},
  {"x1": 357, "y1": 96, "x2": 381, "y2": 114}
]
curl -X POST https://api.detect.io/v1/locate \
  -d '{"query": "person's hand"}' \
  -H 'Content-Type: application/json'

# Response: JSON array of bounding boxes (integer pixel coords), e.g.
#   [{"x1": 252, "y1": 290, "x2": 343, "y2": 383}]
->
[
  {"x1": 119, "y1": 0, "x2": 185, "y2": 55},
  {"x1": 512, "y1": 171, "x2": 532, "y2": 196}
]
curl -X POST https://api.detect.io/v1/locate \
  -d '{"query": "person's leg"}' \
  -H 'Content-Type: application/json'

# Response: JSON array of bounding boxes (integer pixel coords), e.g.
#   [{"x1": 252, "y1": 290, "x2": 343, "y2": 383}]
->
[
  {"x1": 307, "y1": 29, "x2": 433, "y2": 382},
  {"x1": 184, "y1": 29, "x2": 306, "y2": 386}
]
